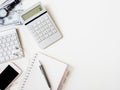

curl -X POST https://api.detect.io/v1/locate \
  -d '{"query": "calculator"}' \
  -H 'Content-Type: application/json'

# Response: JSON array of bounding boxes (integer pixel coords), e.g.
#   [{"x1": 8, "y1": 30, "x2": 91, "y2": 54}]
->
[{"x1": 21, "y1": 2, "x2": 62, "y2": 49}]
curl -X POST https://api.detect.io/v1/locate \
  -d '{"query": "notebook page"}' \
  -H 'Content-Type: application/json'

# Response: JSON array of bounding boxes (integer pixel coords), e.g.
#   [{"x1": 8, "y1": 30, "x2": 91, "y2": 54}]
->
[{"x1": 36, "y1": 52, "x2": 68, "y2": 90}]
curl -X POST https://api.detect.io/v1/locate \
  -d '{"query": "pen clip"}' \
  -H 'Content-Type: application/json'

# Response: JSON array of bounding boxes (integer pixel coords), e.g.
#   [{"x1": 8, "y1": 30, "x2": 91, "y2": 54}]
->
[{"x1": 40, "y1": 65, "x2": 44, "y2": 74}]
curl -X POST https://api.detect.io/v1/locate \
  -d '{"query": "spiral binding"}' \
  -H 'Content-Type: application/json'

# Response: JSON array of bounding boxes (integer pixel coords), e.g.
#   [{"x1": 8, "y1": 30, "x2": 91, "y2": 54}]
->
[{"x1": 19, "y1": 53, "x2": 38, "y2": 90}]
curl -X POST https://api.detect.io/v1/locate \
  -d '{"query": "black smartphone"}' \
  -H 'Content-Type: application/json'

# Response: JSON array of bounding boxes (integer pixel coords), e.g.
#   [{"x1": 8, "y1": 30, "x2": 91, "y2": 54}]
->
[{"x1": 0, "y1": 63, "x2": 22, "y2": 90}]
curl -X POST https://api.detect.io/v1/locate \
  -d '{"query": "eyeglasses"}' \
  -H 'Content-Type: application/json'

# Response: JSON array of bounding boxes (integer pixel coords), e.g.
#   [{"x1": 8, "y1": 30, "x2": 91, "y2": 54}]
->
[{"x1": 0, "y1": 0, "x2": 21, "y2": 19}]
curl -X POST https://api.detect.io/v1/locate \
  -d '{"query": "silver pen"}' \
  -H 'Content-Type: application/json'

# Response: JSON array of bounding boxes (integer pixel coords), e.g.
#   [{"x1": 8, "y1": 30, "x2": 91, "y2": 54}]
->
[{"x1": 39, "y1": 61, "x2": 51, "y2": 90}]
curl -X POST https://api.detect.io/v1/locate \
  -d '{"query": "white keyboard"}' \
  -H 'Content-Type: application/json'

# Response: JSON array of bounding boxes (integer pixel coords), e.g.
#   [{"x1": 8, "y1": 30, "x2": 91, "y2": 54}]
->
[
  {"x1": 0, "y1": 29, "x2": 24, "y2": 63},
  {"x1": 21, "y1": 2, "x2": 62, "y2": 49}
]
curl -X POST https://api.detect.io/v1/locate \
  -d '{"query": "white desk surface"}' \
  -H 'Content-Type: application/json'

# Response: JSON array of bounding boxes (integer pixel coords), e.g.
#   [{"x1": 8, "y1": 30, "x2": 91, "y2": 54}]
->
[{"x1": 1, "y1": 0, "x2": 120, "y2": 90}]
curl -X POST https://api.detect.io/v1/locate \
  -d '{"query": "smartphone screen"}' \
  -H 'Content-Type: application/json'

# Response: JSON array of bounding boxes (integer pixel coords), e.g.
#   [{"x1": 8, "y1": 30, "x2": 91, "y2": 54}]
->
[{"x1": 0, "y1": 65, "x2": 19, "y2": 90}]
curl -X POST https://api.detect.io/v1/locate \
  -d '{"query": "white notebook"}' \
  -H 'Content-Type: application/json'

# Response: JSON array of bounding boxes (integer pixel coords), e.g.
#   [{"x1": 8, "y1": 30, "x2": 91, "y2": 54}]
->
[{"x1": 19, "y1": 52, "x2": 69, "y2": 90}]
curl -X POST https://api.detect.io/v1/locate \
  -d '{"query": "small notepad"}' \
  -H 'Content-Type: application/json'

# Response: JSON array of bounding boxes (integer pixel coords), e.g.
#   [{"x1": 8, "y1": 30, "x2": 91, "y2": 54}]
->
[
  {"x1": 35, "y1": 52, "x2": 69, "y2": 90},
  {"x1": 19, "y1": 52, "x2": 69, "y2": 90}
]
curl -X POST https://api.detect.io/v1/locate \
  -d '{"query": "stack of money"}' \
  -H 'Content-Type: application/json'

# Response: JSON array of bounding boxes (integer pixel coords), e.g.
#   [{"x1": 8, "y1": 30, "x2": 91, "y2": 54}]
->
[{"x1": 0, "y1": 0, "x2": 23, "y2": 26}]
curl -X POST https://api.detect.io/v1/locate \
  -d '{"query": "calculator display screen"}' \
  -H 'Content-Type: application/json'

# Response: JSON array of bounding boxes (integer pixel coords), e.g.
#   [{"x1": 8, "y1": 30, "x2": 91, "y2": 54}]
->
[{"x1": 22, "y1": 5, "x2": 42, "y2": 21}]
